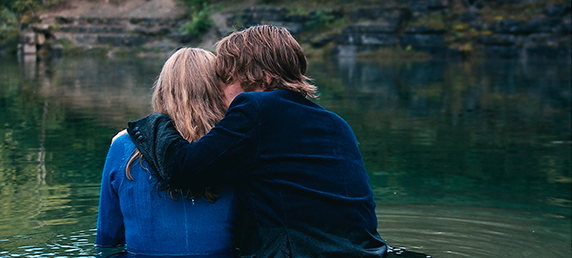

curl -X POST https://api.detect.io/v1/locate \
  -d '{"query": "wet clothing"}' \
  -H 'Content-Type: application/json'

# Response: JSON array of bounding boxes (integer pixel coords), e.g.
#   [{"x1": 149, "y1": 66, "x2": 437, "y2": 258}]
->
[
  {"x1": 127, "y1": 89, "x2": 388, "y2": 258},
  {"x1": 96, "y1": 134, "x2": 236, "y2": 257}
]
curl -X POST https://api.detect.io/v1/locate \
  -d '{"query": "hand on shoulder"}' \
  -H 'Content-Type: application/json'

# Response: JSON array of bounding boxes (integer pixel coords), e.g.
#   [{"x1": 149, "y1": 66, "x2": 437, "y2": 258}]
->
[{"x1": 111, "y1": 129, "x2": 127, "y2": 144}]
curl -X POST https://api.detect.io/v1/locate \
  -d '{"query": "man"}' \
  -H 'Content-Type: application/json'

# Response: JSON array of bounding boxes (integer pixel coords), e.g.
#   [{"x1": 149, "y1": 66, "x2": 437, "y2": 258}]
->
[{"x1": 127, "y1": 25, "x2": 388, "y2": 258}]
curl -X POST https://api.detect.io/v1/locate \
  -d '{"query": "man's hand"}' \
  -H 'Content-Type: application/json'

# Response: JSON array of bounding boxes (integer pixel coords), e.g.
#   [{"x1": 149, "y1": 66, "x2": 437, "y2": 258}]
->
[{"x1": 111, "y1": 129, "x2": 127, "y2": 144}]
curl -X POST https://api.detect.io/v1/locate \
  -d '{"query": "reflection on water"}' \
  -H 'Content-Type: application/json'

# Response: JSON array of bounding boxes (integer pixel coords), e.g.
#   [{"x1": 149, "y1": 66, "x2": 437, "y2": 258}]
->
[
  {"x1": 378, "y1": 205, "x2": 571, "y2": 257},
  {"x1": 0, "y1": 55, "x2": 162, "y2": 257},
  {"x1": 0, "y1": 55, "x2": 570, "y2": 257}
]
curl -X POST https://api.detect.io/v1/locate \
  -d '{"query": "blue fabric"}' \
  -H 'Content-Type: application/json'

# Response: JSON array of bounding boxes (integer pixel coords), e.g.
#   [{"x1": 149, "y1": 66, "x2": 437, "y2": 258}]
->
[
  {"x1": 128, "y1": 89, "x2": 388, "y2": 258},
  {"x1": 96, "y1": 134, "x2": 237, "y2": 257}
]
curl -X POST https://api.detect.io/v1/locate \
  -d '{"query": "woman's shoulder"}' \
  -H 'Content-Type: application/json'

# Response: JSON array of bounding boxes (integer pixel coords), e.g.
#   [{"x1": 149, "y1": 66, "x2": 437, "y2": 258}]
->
[{"x1": 108, "y1": 133, "x2": 137, "y2": 157}]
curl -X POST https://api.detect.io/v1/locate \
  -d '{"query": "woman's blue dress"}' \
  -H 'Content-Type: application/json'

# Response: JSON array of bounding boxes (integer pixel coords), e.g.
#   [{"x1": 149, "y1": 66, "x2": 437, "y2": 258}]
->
[{"x1": 96, "y1": 134, "x2": 236, "y2": 257}]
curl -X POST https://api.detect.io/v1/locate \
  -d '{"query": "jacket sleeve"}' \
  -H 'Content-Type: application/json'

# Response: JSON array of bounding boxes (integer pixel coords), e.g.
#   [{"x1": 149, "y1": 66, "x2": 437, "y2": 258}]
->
[
  {"x1": 95, "y1": 137, "x2": 126, "y2": 248},
  {"x1": 127, "y1": 93, "x2": 260, "y2": 189}
]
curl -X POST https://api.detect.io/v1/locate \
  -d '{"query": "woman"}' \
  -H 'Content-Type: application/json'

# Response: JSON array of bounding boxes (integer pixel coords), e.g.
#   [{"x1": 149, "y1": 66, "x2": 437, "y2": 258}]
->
[{"x1": 95, "y1": 48, "x2": 235, "y2": 257}]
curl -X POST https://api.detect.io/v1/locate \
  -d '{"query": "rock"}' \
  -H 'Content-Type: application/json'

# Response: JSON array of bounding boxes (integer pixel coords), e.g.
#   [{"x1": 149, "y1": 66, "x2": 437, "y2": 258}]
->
[
  {"x1": 229, "y1": 6, "x2": 289, "y2": 29},
  {"x1": 469, "y1": 20, "x2": 489, "y2": 31},
  {"x1": 20, "y1": 32, "x2": 36, "y2": 44},
  {"x1": 525, "y1": 46, "x2": 570, "y2": 59},
  {"x1": 132, "y1": 26, "x2": 171, "y2": 36},
  {"x1": 544, "y1": 3, "x2": 566, "y2": 18},
  {"x1": 97, "y1": 34, "x2": 149, "y2": 47},
  {"x1": 491, "y1": 19, "x2": 531, "y2": 34},
  {"x1": 59, "y1": 25, "x2": 88, "y2": 33},
  {"x1": 527, "y1": 18, "x2": 561, "y2": 33},
  {"x1": 478, "y1": 34, "x2": 519, "y2": 46},
  {"x1": 271, "y1": 21, "x2": 304, "y2": 34},
  {"x1": 55, "y1": 16, "x2": 75, "y2": 24},
  {"x1": 29, "y1": 24, "x2": 51, "y2": 34},
  {"x1": 74, "y1": 34, "x2": 98, "y2": 45},
  {"x1": 212, "y1": 11, "x2": 234, "y2": 37},
  {"x1": 337, "y1": 23, "x2": 400, "y2": 48},
  {"x1": 401, "y1": 34, "x2": 445, "y2": 48},
  {"x1": 460, "y1": 11, "x2": 481, "y2": 22},
  {"x1": 19, "y1": 0, "x2": 572, "y2": 60},
  {"x1": 338, "y1": 33, "x2": 398, "y2": 47},
  {"x1": 308, "y1": 34, "x2": 335, "y2": 48},
  {"x1": 170, "y1": 33, "x2": 192, "y2": 44},
  {"x1": 227, "y1": 7, "x2": 340, "y2": 35},
  {"x1": 560, "y1": 14, "x2": 571, "y2": 33},
  {"x1": 525, "y1": 33, "x2": 569, "y2": 48},
  {"x1": 409, "y1": 0, "x2": 448, "y2": 18},
  {"x1": 524, "y1": 32, "x2": 572, "y2": 59},
  {"x1": 400, "y1": 24, "x2": 453, "y2": 56},
  {"x1": 404, "y1": 25, "x2": 446, "y2": 34},
  {"x1": 482, "y1": 45, "x2": 520, "y2": 58},
  {"x1": 344, "y1": 23, "x2": 401, "y2": 34},
  {"x1": 348, "y1": 7, "x2": 411, "y2": 26},
  {"x1": 36, "y1": 33, "x2": 46, "y2": 45},
  {"x1": 21, "y1": 43, "x2": 37, "y2": 55}
]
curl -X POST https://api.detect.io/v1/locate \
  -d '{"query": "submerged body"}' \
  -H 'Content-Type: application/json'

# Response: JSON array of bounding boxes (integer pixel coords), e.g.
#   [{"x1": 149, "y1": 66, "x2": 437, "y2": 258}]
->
[
  {"x1": 128, "y1": 89, "x2": 388, "y2": 257},
  {"x1": 96, "y1": 134, "x2": 236, "y2": 257}
]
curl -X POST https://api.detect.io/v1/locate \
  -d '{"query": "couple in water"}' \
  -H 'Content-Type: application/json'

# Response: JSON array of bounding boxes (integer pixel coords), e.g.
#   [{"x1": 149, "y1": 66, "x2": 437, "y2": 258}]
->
[{"x1": 96, "y1": 25, "x2": 389, "y2": 257}]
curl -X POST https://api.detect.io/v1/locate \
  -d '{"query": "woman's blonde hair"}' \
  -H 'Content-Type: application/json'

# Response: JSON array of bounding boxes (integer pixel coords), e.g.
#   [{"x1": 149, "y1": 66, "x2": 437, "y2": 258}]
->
[{"x1": 126, "y1": 47, "x2": 227, "y2": 201}]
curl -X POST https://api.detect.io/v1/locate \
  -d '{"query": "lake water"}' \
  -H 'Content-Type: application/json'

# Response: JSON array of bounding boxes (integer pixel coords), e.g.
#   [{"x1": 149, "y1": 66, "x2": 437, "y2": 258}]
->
[{"x1": 0, "y1": 55, "x2": 570, "y2": 258}]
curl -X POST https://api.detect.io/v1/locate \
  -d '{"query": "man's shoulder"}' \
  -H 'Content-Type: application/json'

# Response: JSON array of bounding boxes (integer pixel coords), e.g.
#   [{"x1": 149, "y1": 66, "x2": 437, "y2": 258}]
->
[
  {"x1": 237, "y1": 89, "x2": 315, "y2": 107},
  {"x1": 234, "y1": 90, "x2": 349, "y2": 125},
  {"x1": 238, "y1": 89, "x2": 292, "y2": 99}
]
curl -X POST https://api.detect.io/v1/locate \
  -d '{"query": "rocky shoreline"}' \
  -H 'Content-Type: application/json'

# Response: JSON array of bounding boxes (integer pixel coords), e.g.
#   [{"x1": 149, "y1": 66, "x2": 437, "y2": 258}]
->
[{"x1": 13, "y1": 0, "x2": 572, "y2": 60}]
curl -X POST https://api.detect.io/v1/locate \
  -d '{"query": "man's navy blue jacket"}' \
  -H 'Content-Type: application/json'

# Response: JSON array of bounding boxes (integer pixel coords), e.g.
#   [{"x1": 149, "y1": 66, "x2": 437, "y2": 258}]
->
[{"x1": 127, "y1": 89, "x2": 388, "y2": 258}]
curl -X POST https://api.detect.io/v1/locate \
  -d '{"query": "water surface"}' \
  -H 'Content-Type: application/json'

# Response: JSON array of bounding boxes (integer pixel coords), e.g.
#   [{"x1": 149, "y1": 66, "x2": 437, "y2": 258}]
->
[{"x1": 0, "y1": 55, "x2": 570, "y2": 257}]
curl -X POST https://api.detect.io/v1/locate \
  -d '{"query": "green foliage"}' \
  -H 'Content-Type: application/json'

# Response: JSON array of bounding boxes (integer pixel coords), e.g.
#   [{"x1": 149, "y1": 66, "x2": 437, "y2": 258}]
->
[
  {"x1": 1, "y1": 0, "x2": 68, "y2": 22},
  {"x1": 178, "y1": 0, "x2": 213, "y2": 37},
  {"x1": 10, "y1": 0, "x2": 40, "y2": 13},
  {"x1": 179, "y1": 6, "x2": 212, "y2": 37},
  {"x1": 179, "y1": 0, "x2": 212, "y2": 14},
  {"x1": 410, "y1": 12, "x2": 446, "y2": 29},
  {"x1": 290, "y1": 7, "x2": 311, "y2": 16},
  {"x1": 0, "y1": 0, "x2": 51, "y2": 23},
  {"x1": 0, "y1": 7, "x2": 18, "y2": 29},
  {"x1": 0, "y1": 7, "x2": 20, "y2": 54},
  {"x1": 304, "y1": 9, "x2": 336, "y2": 31},
  {"x1": 258, "y1": 0, "x2": 349, "y2": 8}
]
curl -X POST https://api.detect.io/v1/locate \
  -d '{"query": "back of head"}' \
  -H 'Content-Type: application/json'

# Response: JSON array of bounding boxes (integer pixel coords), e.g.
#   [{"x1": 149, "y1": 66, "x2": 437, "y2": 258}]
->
[
  {"x1": 215, "y1": 25, "x2": 317, "y2": 98},
  {"x1": 128, "y1": 48, "x2": 227, "y2": 202},
  {"x1": 128, "y1": 47, "x2": 227, "y2": 201},
  {"x1": 153, "y1": 47, "x2": 227, "y2": 142}
]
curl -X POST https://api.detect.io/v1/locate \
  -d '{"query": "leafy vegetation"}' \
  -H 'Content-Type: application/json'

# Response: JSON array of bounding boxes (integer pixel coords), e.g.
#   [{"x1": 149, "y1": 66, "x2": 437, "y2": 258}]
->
[
  {"x1": 0, "y1": 0, "x2": 57, "y2": 54},
  {"x1": 178, "y1": 0, "x2": 213, "y2": 37},
  {"x1": 304, "y1": 9, "x2": 337, "y2": 31},
  {"x1": 409, "y1": 12, "x2": 446, "y2": 30},
  {"x1": 0, "y1": 0, "x2": 60, "y2": 21},
  {"x1": 0, "y1": 6, "x2": 20, "y2": 54}
]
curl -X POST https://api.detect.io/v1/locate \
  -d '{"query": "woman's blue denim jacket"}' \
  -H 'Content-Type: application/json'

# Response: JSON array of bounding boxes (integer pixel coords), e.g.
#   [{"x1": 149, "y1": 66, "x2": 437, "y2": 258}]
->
[
  {"x1": 96, "y1": 134, "x2": 236, "y2": 257},
  {"x1": 127, "y1": 89, "x2": 388, "y2": 258}
]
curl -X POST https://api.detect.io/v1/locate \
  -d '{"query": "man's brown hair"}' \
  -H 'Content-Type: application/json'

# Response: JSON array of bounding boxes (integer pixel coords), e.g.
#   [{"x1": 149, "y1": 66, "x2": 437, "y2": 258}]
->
[{"x1": 215, "y1": 25, "x2": 317, "y2": 98}]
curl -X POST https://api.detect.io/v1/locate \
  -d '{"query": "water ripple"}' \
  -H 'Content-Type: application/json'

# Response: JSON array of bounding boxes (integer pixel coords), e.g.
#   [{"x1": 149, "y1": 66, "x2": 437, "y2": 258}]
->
[{"x1": 377, "y1": 205, "x2": 571, "y2": 258}]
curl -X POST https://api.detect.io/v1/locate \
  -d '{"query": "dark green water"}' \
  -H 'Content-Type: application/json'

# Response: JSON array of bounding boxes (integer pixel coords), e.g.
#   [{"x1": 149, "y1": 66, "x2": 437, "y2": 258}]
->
[{"x1": 0, "y1": 55, "x2": 570, "y2": 257}]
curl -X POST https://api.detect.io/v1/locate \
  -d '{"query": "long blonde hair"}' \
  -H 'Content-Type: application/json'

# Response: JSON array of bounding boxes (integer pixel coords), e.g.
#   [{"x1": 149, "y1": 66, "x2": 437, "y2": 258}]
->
[{"x1": 126, "y1": 47, "x2": 227, "y2": 201}]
